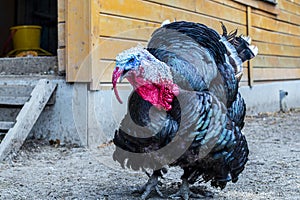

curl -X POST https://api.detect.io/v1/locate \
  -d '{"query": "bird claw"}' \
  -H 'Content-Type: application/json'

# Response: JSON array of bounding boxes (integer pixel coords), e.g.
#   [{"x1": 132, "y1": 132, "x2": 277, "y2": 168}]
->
[
  {"x1": 132, "y1": 185, "x2": 164, "y2": 200},
  {"x1": 169, "y1": 179, "x2": 213, "y2": 200},
  {"x1": 169, "y1": 189, "x2": 203, "y2": 200},
  {"x1": 132, "y1": 174, "x2": 164, "y2": 200},
  {"x1": 196, "y1": 189, "x2": 214, "y2": 198}
]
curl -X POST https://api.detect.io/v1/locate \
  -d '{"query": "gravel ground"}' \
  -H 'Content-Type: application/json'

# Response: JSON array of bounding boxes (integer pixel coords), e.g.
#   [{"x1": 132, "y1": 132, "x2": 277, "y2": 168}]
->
[{"x1": 0, "y1": 110, "x2": 299, "y2": 200}]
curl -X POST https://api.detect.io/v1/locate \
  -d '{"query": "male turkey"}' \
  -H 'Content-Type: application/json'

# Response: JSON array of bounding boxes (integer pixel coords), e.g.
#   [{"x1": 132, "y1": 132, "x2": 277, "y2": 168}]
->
[{"x1": 112, "y1": 21, "x2": 257, "y2": 199}]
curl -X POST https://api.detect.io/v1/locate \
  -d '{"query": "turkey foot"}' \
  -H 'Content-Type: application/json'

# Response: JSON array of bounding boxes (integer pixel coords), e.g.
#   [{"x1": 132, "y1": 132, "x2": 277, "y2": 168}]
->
[
  {"x1": 132, "y1": 171, "x2": 164, "y2": 200},
  {"x1": 169, "y1": 179, "x2": 213, "y2": 200}
]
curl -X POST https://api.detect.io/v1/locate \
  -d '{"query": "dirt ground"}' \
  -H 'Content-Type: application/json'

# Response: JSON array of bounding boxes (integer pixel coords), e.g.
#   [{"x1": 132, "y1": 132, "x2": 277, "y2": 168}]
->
[{"x1": 0, "y1": 110, "x2": 299, "y2": 200}]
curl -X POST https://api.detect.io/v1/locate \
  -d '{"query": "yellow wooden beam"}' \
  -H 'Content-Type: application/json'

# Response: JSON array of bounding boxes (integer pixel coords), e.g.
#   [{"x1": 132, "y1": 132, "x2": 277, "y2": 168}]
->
[
  {"x1": 65, "y1": 0, "x2": 91, "y2": 82},
  {"x1": 89, "y1": 0, "x2": 101, "y2": 90},
  {"x1": 58, "y1": 0, "x2": 65, "y2": 23},
  {"x1": 247, "y1": 6, "x2": 253, "y2": 87}
]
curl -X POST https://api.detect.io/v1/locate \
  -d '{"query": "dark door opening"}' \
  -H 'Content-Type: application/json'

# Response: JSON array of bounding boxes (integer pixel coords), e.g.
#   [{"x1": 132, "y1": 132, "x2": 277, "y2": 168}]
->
[{"x1": 0, "y1": 0, "x2": 58, "y2": 57}]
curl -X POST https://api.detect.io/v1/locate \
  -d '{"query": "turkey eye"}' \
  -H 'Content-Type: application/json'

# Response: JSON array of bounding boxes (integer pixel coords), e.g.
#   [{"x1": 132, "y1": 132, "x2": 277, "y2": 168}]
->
[
  {"x1": 123, "y1": 69, "x2": 130, "y2": 75},
  {"x1": 128, "y1": 58, "x2": 135, "y2": 63}
]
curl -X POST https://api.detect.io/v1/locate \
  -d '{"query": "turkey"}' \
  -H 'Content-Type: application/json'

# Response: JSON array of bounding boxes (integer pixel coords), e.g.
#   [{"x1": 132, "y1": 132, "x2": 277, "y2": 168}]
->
[{"x1": 112, "y1": 21, "x2": 257, "y2": 199}]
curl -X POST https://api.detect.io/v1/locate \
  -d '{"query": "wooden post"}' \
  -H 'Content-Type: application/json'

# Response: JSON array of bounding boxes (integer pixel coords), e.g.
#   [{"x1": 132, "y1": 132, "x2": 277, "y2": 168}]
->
[
  {"x1": 65, "y1": 0, "x2": 91, "y2": 82},
  {"x1": 64, "y1": 0, "x2": 101, "y2": 89},
  {"x1": 89, "y1": 0, "x2": 102, "y2": 90},
  {"x1": 247, "y1": 6, "x2": 254, "y2": 87}
]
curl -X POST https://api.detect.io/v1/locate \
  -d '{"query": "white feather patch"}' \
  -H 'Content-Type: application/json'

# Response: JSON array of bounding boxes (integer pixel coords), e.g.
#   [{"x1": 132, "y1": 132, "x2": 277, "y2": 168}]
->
[
  {"x1": 249, "y1": 45, "x2": 258, "y2": 56},
  {"x1": 241, "y1": 35, "x2": 252, "y2": 44},
  {"x1": 161, "y1": 19, "x2": 171, "y2": 27}
]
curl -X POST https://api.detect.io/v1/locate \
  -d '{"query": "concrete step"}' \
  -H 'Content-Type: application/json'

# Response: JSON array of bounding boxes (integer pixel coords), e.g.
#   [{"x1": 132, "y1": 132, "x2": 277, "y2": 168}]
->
[
  {"x1": 0, "y1": 108, "x2": 21, "y2": 122},
  {"x1": 0, "y1": 84, "x2": 34, "y2": 106},
  {"x1": 0, "y1": 56, "x2": 57, "y2": 75},
  {"x1": 0, "y1": 84, "x2": 55, "y2": 106},
  {"x1": 0, "y1": 79, "x2": 57, "y2": 161},
  {"x1": 0, "y1": 121, "x2": 15, "y2": 131},
  {"x1": 0, "y1": 85, "x2": 34, "y2": 97},
  {"x1": 0, "y1": 97, "x2": 30, "y2": 106}
]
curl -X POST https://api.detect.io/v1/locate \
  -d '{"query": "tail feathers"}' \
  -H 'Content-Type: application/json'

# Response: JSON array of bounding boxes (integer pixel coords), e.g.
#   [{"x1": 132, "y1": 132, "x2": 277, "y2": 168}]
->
[
  {"x1": 220, "y1": 23, "x2": 258, "y2": 76},
  {"x1": 240, "y1": 35, "x2": 251, "y2": 44},
  {"x1": 235, "y1": 40, "x2": 258, "y2": 62},
  {"x1": 220, "y1": 36, "x2": 243, "y2": 74},
  {"x1": 225, "y1": 30, "x2": 258, "y2": 63}
]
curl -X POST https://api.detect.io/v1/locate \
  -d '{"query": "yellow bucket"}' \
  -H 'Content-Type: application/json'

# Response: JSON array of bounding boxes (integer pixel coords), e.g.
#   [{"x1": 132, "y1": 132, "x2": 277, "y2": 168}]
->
[{"x1": 10, "y1": 25, "x2": 42, "y2": 50}]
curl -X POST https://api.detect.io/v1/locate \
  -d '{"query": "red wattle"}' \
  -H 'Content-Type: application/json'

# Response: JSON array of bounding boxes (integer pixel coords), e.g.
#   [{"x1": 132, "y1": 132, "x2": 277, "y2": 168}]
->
[
  {"x1": 131, "y1": 76, "x2": 179, "y2": 111},
  {"x1": 112, "y1": 66, "x2": 179, "y2": 110}
]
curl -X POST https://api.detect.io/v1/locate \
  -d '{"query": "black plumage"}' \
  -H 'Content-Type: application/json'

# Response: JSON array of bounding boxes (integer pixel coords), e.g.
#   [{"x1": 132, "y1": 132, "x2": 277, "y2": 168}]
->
[{"x1": 112, "y1": 21, "x2": 257, "y2": 199}]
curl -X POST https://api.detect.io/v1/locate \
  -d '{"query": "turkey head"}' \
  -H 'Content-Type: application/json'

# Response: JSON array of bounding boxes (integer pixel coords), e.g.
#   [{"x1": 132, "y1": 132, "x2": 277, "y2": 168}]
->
[{"x1": 112, "y1": 46, "x2": 179, "y2": 111}]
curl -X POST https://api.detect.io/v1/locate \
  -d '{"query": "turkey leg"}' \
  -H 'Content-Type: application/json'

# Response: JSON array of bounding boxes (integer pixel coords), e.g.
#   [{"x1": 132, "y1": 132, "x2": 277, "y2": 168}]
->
[
  {"x1": 169, "y1": 178, "x2": 203, "y2": 200},
  {"x1": 169, "y1": 178, "x2": 214, "y2": 200},
  {"x1": 132, "y1": 170, "x2": 164, "y2": 199}
]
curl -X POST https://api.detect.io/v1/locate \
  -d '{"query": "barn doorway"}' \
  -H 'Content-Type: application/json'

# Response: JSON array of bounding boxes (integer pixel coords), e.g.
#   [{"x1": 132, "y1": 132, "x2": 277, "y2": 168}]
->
[
  {"x1": 0, "y1": 0, "x2": 58, "y2": 57},
  {"x1": 0, "y1": 0, "x2": 58, "y2": 75}
]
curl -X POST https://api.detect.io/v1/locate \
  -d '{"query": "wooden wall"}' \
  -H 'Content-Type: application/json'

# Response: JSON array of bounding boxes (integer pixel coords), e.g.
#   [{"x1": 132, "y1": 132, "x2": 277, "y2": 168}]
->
[
  {"x1": 59, "y1": 0, "x2": 300, "y2": 89},
  {"x1": 245, "y1": 0, "x2": 300, "y2": 83}
]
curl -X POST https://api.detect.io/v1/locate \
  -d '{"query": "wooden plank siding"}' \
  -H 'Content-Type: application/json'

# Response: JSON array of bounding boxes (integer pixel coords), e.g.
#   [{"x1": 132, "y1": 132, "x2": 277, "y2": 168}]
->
[
  {"x1": 60, "y1": 0, "x2": 300, "y2": 88},
  {"x1": 97, "y1": 0, "x2": 248, "y2": 87},
  {"x1": 249, "y1": 0, "x2": 300, "y2": 83}
]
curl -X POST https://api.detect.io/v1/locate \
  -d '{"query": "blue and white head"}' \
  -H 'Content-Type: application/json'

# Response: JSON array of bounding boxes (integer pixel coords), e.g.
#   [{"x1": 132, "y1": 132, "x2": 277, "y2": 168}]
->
[
  {"x1": 112, "y1": 45, "x2": 150, "y2": 103},
  {"x1": 112, "y1": 45, "x2": 177, "y2": 110},
  {"x1": 115, "y1": 47, "x2": 143, "y2": 74},
  {"x1": 115, "y1": 45, "x2": 153, "y2": 77}
]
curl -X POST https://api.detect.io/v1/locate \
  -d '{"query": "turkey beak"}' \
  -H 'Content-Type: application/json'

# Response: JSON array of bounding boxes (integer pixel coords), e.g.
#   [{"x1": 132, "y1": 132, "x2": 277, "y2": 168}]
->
[{"x1": 112, "y1": 67, "x2": 124, "y2": 104}]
